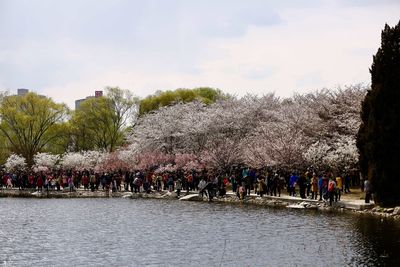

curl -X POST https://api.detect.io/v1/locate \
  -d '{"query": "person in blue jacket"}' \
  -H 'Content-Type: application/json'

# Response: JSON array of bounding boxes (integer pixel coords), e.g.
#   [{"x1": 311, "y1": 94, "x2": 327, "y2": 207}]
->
[
  {"x1": 289, "y1": 172, "x2": 298, "y2": 196},
  {"x1": 318, "y1": 174, "x2": 324, "y2": 201}
]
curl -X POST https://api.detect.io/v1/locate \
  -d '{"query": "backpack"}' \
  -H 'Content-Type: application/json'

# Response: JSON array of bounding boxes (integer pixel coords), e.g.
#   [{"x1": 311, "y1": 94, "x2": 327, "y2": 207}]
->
[{"x1": 328, "y1": 181, "x2": 335, "y2": 192}]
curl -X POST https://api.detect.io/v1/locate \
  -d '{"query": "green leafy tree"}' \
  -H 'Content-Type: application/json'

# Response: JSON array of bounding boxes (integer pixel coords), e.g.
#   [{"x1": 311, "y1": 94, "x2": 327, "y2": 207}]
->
[
  {"x1": 357, "y1": 21, "x2": 400, "y2": 206},
  {"x1": 43, "y1": 122, "x2": 72, "y2": 155},
  {"x1": 71, "y1": 87, "x2": 138, "y2": 152},
  {"x1": 139, "y1": 87, "x2": 227, "y2": 115},
  {"x1": 0, "y1": 92, "x2": 69, "y2": 167},
  {"x1": 0, "y1": 134, "x2": 9, "y2": 165}
]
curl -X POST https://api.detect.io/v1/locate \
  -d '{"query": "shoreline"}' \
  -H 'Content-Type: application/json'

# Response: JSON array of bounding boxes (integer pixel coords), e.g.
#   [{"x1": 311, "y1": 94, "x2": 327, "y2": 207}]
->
[{"x1": 1, "y1": 189, "x2": 399, "y2": 220}]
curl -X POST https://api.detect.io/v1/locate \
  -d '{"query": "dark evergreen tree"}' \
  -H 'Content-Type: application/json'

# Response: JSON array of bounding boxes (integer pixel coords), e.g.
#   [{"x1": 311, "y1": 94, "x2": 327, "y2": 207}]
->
[{"x1": 357, "y1": 21, "x2": 400, "y2": 206}]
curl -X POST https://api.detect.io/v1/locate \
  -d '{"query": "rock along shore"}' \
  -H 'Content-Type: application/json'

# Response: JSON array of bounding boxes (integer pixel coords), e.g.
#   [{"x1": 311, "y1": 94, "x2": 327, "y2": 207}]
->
[{"x1": 1, "y1": 189, "x2": 399, "y2": 220}]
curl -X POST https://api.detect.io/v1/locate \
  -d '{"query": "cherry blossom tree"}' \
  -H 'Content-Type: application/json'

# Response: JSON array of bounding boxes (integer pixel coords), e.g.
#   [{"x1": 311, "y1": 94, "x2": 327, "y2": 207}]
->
[
  {"x1": 5, "y1": 154, "x2": 27, "y2": 172},
  {"x1": 33, "y1": 153, "x2": 60, "y2": 173},
  {"x1": 200, "y1": 139, "x2": 242, "y2": 172},
  {"x1": 99, "y1": 151, "x2": 130, "y2": 172},
  {"x1": 130, "y1": 101, "x2": 209, "y2": 154},
  {"x1": 174, "y1": 153, "x2": 197, "y2": 169},
  {"x1": 303, "y1": 140, "x2": 331, "y2": 168},
  {"x1": 154, "y1": 164, "x2": 177, "y2": 173},
  {"x1": 59, "y1": 152, "x2": 85, "y2": 170},
  {"x1": 124, "y1": 86, "x2": 367, "y2": 172},
  {"x1": 134, "y1": 152, "x2": 174, "y2": 171},
  {"x1": 300, "y1": 85, "x2": 366, "y2": 171},
  {"x1": 81, "y1": 150, "x2": 107, "y2": 171},
  {"x1": 324, "y1": 135, "x2": 359, "y2": 171}
]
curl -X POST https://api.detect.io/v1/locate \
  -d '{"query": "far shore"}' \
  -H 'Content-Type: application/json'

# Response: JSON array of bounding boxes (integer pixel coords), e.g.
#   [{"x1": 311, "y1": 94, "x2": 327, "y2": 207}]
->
[{"x1": 1, "y1": 187, "x2": 399, "y2": 220}]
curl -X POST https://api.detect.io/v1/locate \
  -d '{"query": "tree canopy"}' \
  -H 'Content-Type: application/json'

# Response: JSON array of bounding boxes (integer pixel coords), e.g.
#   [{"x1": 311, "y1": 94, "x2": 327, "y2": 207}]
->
[
  {"x1": 129, "y1": 86, "x2": 366, "y2": 173},
  {"x1": 0, "y1": 92, "x2": 68, "y2": 167},
  {"x1": 0, "y1": 85, "x2": 368, "y2": 175},
  {"x1": 70, "y1": 87, "x2": 138, "y2": 152},
  {"x1": 139, "y1": 87, "x2": 227, "y2": 115},
  {"x1": 357, "y1": 21, "x2": 400, "y2": 206}
]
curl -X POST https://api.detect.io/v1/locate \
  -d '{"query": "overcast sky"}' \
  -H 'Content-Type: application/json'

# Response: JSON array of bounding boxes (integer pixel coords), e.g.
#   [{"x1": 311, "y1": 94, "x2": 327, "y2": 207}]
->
[{"x1": 0, "y1": 0, "x2": 399, "y2": 109}]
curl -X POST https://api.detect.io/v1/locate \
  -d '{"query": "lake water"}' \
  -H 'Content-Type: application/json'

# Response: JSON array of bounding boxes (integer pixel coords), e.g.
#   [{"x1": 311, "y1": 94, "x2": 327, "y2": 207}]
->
[{"x1": 1, "y1": 198, "x2": 399, "y2": 267}]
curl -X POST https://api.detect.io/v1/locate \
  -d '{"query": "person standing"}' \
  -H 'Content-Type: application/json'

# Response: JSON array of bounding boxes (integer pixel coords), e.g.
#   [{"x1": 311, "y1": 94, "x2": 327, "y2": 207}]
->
[
  {"x1": 238, "y1": 183, "x2": 246, "y2": 200},
  {"x1": 175, "y1": 178, "x2": 182, "y2": 197},
  {"x1": 270, "y1": 174, "x2": 279, "y2": 197},
  {"x1": 289, "y1": 173, "x2": 298, "y2": 197},
  {"x1": 318, "y1": 174, "x2": 324, "y2": 201},
  {"x1": 198, "y1": 177, "x2": 207, "y2": 198},
  {"x1": 311, "y1": 173, "x2": 318, "y2": 200},
  {"x1": 257, "y1": 176, "x2": 266, "y2": 197},
  {"x1": 133, "y1": 176, "x2": 141, "y2": 193},
  {"x1": 306, "y1": 171, "x2": 312, "y2": 197},
  {"x1": 56, "y1": 173, "x2": 62, "y2": 191},
  {"x1": 89, "y1": 172, "x2": 96, "y2": 192},
  {"x1": 44, "y1": 176, "x2": 49, "y2": 192},
  {"x1": 322, "y1": 174, "x2": 329, "y2": 200},
  {"x1": 230, "y1": 174, "x2": 237, "y2": 194},
  {"x1": 335, "y1": 175, "x2": 342, "y2": 201},
  {"x1": 187, "y1": 173, "x2": 195, "y2": 194},
  {"x1": 36, "y1": 175, "x2": 43, "y2": 192},
  {"x1": 6, "y1": 175, "x2": 13, "y2": 189},
  {"x1": 265, "y1": 173, "x2": 272, "y2": 196},
  {"x1": 167, "y1": 174, "x2": 174, "y2": 192},
  {"x1": 124, "y1": 171, "x2": 131, "y2": 191},
  {"x1": 183, "y1": 172, "x2": 189, "y2": 193},
  {"x1": 328, "y1": 177, "x2": 336, "y2": 206},
  {"x1": 28, "y1": 173, "x2": 34, "y2": 189},
  {"x1": 82, "y1": 172, "x2": 89, "y2": 191},
  {"x1": 344, "y1": 173, "x2": 351, "y2": 193},
  {"x1": 68, "y1": 175, "x2": 74, "y2": 192},
  {"x1": 156, "y1": 173, "x2": 162, "y2": 192},
  {"x1": 298, "y1": 173, "x2": 306, "y2": 199},
  {"x1": 277, "y1": 173, "x2": 284, "y2": 197},
  {"x1": 244, "y1": 174, "x2": 251, "y2": 196},
  {"x1": 364, "y1": 179, "x2": 372, "y2": 203}
]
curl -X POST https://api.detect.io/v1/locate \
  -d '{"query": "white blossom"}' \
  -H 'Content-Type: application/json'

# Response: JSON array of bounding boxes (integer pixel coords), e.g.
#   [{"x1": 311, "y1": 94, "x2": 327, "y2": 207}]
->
[
  {"x1": 303, "y1": 141, "x2": 331, "y2": 168},
  {"x1": 5, "y1": 154, "x2": 27, "y2": 172},
  {"x1": 60, "y1": 152, "x2": 85, "y2": 170},
  {"x1": 33, "y1": 153, "x2": 60, "y2": 172},
  {"x1": 324, "y1": 135, "x2": 359, "y2": 170},
  {"x1": 121, "y1": 86, "x2": 367, "y2": 172}
]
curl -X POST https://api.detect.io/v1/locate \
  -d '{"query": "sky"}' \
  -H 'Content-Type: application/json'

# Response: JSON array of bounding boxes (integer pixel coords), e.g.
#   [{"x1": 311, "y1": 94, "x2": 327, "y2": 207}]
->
[{"x1": 0, "y1": 0, "x2": 399, "y2": 109}]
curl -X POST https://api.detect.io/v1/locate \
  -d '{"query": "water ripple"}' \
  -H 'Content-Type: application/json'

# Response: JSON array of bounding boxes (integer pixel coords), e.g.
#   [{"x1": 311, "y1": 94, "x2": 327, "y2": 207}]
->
[{"x1": 0, "y1": 198, "x2": 399, "y2": 267}]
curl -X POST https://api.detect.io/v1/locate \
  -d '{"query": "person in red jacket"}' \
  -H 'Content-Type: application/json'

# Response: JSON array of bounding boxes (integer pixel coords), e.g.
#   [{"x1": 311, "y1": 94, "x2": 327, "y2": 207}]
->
[
  {"x1": 328, "y1": 177, "x2": 337, "y2": 206},
  {"x1": 37, "y1": 175, "x2": 43, "y2": 192}
]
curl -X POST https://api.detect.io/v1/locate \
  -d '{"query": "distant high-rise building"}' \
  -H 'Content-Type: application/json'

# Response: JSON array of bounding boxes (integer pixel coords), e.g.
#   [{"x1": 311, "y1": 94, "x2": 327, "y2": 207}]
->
[
  {"x1": 75, "y1": 99, "x2": 86, "y2": 110},
  {"x1": 17, "y1": 88, "x2": 29, "y2": 96},
  {"x1": 75, "y1": 90, "x2": 102, "y2": 109}
]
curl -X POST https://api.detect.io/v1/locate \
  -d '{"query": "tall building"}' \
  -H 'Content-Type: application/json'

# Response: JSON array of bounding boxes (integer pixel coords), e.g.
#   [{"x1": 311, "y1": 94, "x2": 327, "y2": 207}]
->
[
  {"x1": 16, "y1": 89, "x2": 46, "y2": 98},
  {"x1": 74, "y1": 99, "x2": 86, "y2": 110},
  {"x1": 75, "y1": 90, "x2": 103, "y2": 109},
  {"x1": 17, "y1": 88, "x2": 29, "y2": 96},
  {"x1": 95, "y1": 91, "x2": 103, "y2": 97}
]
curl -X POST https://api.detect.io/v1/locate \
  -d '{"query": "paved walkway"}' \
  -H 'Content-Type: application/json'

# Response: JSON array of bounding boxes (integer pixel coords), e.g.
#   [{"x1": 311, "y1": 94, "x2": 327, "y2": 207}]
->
[
  {"x1": 184, "y1": 190, "x2": 375, "y2": 210},
  {"x1": 1, "y1": 187, "x2": 375, "y2": 210}
]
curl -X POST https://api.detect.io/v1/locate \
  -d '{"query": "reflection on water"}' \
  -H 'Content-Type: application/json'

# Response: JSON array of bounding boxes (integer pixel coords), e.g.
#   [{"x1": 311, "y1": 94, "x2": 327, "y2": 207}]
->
[{"x1": 0, "y1": 198, "x2": 399, "y2": 267}]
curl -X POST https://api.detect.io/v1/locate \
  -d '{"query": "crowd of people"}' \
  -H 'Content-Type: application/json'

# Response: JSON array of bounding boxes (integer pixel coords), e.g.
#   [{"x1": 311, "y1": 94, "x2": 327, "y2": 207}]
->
[{"x1": 0, "y1": 166, "x2": 366, "y2": 204}]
